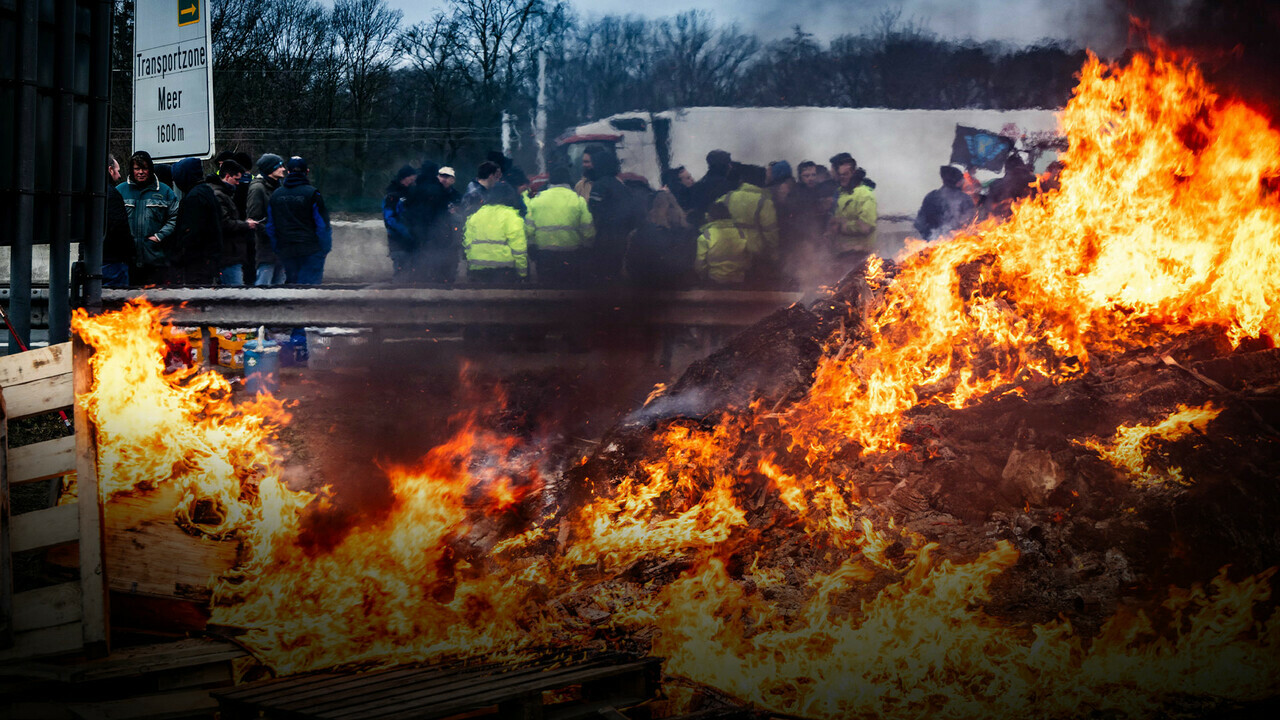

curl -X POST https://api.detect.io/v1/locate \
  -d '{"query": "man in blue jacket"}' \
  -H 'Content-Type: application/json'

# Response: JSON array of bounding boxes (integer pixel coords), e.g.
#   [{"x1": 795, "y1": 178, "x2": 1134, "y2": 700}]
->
[{"x1": 266, "y1": 156, "x2": 331, "y2": 285}]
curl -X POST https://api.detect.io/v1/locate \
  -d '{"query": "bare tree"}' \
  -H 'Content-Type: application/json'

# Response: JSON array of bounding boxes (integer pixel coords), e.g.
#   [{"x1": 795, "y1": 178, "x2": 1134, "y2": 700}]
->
[
  {"x1": 449, "y1": 0, "x2": 560, "y2": 107},
  {"x1": 397, "y1": 13, "x2": 474, "y2": 158},
  {"x1": 330, "y1": 0, "x2": 402, "y2": 193},
  {"x1": 331, "y1": 0, "x2": 403, "y2": 130},
  {"x1": 651, "y1": 11, "x2": 759, "y2": 108}
]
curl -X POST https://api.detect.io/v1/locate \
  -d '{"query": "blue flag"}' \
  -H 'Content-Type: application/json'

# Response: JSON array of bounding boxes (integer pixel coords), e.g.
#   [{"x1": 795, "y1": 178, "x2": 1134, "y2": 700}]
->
[{"x1": 951, "y1": 125, "x2": 1015, "y2": 172}]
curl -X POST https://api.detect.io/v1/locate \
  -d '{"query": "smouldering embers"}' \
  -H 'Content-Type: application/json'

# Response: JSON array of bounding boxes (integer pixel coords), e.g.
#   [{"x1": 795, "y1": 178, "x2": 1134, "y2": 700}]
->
[{"x1": 74, "y1": 47, "x2": 1280, "y2": 719}]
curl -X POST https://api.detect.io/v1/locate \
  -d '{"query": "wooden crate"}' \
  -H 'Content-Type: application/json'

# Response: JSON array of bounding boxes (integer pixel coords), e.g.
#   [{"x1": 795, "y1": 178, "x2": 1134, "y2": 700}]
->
[{"x1": 0, "y1": 340, "x2": 108, "y2": 660}]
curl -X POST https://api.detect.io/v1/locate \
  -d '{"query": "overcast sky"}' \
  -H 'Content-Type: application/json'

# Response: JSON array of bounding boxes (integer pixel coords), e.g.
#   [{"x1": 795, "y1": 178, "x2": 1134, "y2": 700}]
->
[{"x1": 385, "y1": 0, "x2": 1144, "y2": 56}]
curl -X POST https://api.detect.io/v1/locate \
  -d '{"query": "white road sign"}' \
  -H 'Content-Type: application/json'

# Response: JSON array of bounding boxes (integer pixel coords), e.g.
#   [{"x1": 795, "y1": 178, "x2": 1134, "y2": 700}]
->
[{"x1": 132, "y1": 0, "x2": 215, "y2": 161}]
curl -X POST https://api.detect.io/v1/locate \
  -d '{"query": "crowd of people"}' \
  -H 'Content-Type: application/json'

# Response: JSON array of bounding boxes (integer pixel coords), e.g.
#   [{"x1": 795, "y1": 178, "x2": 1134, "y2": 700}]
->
[
  {"x1": 383, "y1": 145, "x2": 1049, "y2": 289},
  {"x1": 104, "y1": 149, "x2": 330, "y2": 289},
  {"x1": 102, "y1": 142, "x2": 1049, "y2": 292},
  {"x1": 379, "y1": 147, "x2": 885, "y2": 289}
]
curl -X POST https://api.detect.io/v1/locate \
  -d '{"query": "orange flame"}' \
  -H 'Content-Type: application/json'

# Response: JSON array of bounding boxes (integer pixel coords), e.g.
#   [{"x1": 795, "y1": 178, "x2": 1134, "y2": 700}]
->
[
  {"x1": 70, "y1": 45, "x2": 1280, "y2": 718},
  {"x1": 1082, "y1": 402, "x2": 1223, "y2": 484}
]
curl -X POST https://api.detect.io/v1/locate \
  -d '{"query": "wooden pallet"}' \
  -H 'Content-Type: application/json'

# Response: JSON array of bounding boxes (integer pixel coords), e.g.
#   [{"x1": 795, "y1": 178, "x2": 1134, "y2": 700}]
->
[
  {"x1": 212, "y1": 654, "x2": 662, "y2": 720},
  {"x1": 0, "y1": 340, "x2": 108, "y2": 660}
]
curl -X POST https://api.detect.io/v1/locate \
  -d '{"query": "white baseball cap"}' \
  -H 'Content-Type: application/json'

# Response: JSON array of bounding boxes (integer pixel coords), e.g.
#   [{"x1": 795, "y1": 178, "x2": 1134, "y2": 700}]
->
[{"x1": 438, "y1": 166, "x2": 455, "y2": 177}]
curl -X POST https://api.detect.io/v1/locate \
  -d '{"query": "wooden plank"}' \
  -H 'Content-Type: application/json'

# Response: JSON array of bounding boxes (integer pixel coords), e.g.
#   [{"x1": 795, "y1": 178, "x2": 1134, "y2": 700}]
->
[
  {"x1": 0, "y1": 622, "x2": 83, "y2": 661},
  {"x1": 228, "y1": 661, "x2": 506, "y2": 710},
  {"x1": 274, "y1": 661, "x2": 565, "y2": 715},
  {"x1": 1, "y1": 388, "x2": 12, "y2": 649},
  {"x1": 218, "y1": 656, "x2": 564, "y2": 708},
  {"x1": 70, "y1": 638, "x2": 247, "y2": 683},
  {"x1": 0, "y1": 343, "x2": 73, "y2": 388},
  {"x1": 405, "y1": 662, "x2": 658, "y2": 720},
  {"x1": 74, "y1": 337, "x2": 108, "y2": 655},
  {"x1": 8, "y1": 435, "x2": 76, "y2": 485},
  {"x1": 103, "y1": 484, "x2": 240, "y2": 601},
  {"x1": 328, "y1": 661, "x2": 653, "y2": 720},
  {"x1": 2, "y1": 373, "x2": 75, "y2": 420},
  {"x1": 66, "y1": 689, "x2": 220, "y2": 720},
  {"x1": 10, "y1": 503, "x2": 79, "y2": 553},
  {"x1": 12, "y1": 581, "x2": 82, "y2": 632}
]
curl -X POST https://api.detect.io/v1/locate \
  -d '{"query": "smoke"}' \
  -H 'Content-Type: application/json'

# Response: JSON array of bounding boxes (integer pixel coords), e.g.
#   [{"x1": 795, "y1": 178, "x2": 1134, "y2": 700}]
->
[
  {"x1": 1127, "y1": 0, "x2": 1280, "y2": 122},
  {"x1": 655, "y1": 0, "x2": 1140, "y2": 55}
]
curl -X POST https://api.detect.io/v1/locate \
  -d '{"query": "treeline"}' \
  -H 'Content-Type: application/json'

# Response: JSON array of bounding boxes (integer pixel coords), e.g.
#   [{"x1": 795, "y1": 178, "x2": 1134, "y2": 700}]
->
[{"x1": 108, "y1": 0, "x2": 1085, "y2": 209}]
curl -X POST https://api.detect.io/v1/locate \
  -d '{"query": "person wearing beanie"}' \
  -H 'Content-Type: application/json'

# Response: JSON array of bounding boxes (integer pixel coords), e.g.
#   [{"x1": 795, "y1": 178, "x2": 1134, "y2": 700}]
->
[
  {"x1": 266, "y1": 156, "x2": 329, "y2": 279},
  {"x1": 914, "y1": 164, "x2": 977, "y2": 242},
  {"x1": 266, "y1": 156, "x2": 330, "y2": 363},
  {"x1": 248, "y1": 153, "x2": 287, "y2": 285},
  {"x1": 211, "y1": 159, "x2": 258, "y2": 285},
  {"x1": 116, "y1": 149, "x2": 179, "y2": 285},
  {"x1": 383, "y1": 164, "x2": 419, "y2": 281},
  {"x1": 170, "y1": 157, "x2": 223, "y2": 285}
]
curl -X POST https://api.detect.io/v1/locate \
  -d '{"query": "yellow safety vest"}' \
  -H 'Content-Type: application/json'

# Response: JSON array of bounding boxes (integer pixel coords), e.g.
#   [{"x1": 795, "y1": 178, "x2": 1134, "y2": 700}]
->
[
  {"x1": 832, "y1": 184, "x2": 877, "y2": 254},
  {"x1": 718, "y1": 183, "x2": 779, "y2": 261},
  {"x1": 464, "y1": 205, "x2": 528, "y2": 277},
  {"x1": 696, "y1": 218, "x2": 753, "y2": 285},
  {"x1": 525, "y1": 186, "x2": 595, "y2": 251}
]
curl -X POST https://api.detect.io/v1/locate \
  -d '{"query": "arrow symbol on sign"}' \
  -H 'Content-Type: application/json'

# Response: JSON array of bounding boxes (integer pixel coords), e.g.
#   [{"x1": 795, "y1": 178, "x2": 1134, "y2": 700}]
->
[{"x1": 181, "y1": 6, "x2": 196, "y2": 16}]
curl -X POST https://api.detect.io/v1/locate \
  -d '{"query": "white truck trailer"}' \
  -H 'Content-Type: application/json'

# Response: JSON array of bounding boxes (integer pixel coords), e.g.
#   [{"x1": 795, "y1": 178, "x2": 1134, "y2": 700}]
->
[{"x1": 561, "y1": 106, "x2": 1063, "y2": 224}]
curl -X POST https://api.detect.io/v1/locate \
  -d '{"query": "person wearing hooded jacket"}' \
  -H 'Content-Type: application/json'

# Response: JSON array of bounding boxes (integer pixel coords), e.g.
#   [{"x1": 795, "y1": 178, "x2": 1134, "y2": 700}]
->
[
  {"x1": 914, "y1": 165, "x2": 977, "y2": 241},
  {"x1": 211, "y1": 159, "x2": 259, "y2": 285},
  {"x1": 404, "y1": 161, "x2": 456, "y2": 283},
  {"x1": 463, "y1": 183, "x2": 527, "y2": 282},
  {"x1": 170, "y1": 157, "x2": 223, "y2": 285},
  {"x1": 247, "y1": 153, "x2": 286, "y2": 285},
  {"x1": 116, "y1": 150, "x2": 179, "y2": 286},
  {"x1": 266, "y1": 156, "x2": 331, "y2": 285},
  {"x1": 525, "y1": 164, "x2": 594, "y2": 286},
  {"x1": 582, "y1": 144, "x2": 637, "y2": 282},
  {"x1": 718, "y1": 163, "x2": 780, "y2": 284},
  {"x1": 383, "y1": 164, "x2": 418, "y2": 281}
]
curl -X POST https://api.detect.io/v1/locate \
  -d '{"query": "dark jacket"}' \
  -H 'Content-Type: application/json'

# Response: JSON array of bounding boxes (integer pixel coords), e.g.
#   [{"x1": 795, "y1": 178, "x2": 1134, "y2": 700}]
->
[
  {"x1": 688, "y1": 169, "x2": 735, "y2": 226},
  {"x1": 266, "y1": 172, "x2": 332, "y2": 259},
  {"x1": 383, "y1": 180, "x2": 414, "y2": 253},
  {"x1": 104, "y1": 183, "x2": 134, "y2": 265},
  {"x1": 914, "y1": 185, "x2": 976, "y2": 241},
  {"x1": 404, "y1": 162, "x2": 452, "y2": 250},
  {"x1": 171, "y1": 160, "x2": 223, "y2": 282},
  {"x1": 585, "y1": 148, "x2": 640, "y2": 279},
  {"x1": 212, "y1": 179, "x2": 254, "y2": 269},
  {"x1": 246, "y1": 175, "x2": 280, "y2": 266}
]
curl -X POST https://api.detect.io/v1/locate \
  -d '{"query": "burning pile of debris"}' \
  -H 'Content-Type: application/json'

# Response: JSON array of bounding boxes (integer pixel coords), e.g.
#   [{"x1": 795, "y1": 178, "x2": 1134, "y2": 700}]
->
[{"x1": 72, "y1": 47, "x2": 1279, "y2": 719}]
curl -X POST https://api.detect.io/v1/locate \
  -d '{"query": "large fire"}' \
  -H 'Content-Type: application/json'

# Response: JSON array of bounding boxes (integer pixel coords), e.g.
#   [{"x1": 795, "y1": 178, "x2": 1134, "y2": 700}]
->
[{"x1": 72, "y1": 48, "x2": 1280, "y2": 718}]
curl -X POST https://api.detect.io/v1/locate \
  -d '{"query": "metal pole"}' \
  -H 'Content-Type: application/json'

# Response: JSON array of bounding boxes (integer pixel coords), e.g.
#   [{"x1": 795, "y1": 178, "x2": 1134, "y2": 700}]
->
[
  {"x1": 48, "y1": 0, "x2": 76, "y2": 343},
  {"x1": 84, "y1": 0, "x2": 112, "y2": 312},
  {"x1": 536, "y1": 50, "x2": 547, "y2": 176},
  {"x1": 10, "y1": 0, "x2": 39, "y2": 354}
]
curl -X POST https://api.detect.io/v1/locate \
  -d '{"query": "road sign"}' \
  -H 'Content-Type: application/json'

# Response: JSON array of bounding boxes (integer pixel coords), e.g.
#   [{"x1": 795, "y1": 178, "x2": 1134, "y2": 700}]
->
[{"x1": 132, "y1": 0, "x2": 215, "y2": 162}]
